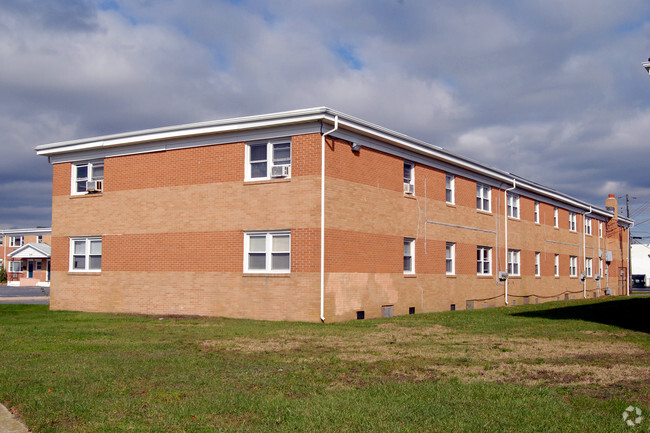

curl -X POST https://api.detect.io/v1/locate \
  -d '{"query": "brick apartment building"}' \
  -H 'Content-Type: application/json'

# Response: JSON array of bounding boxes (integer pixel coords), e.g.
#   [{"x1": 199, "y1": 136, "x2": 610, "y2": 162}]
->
[
  {"x1": 35, "y1": 107, "x2": 632, "y2": 322},
  {"x1": 1, "y1": 227, "x2": 52, "y2": 287}
]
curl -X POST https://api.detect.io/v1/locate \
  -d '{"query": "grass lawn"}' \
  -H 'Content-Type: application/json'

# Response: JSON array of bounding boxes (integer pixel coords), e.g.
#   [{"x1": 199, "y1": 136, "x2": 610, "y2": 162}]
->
[{"x1": 0, "y1": 296, "x2": 648, "y2": 432}]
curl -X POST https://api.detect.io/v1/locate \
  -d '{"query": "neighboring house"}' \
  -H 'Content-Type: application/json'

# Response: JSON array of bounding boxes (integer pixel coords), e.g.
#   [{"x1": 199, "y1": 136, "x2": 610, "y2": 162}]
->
[
  {"x1": 35, "y1": 107, "x2": 632, "y2": 322},
  {"x1": 631, "y1": 243, "x2": 650, "y2": 287},
  {"x1": 1, "y1": 227, "x2": 52, "y2": 287}
]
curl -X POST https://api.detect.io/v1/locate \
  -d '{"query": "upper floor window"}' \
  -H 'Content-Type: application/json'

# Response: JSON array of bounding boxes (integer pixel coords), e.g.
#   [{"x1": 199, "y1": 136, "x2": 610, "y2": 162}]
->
[
  {"x1": 534, "y1": 201, "x2": 540, "y2": 223},
  {"x1": 445, "y1": 174, "x2": 455, "y2": 204},
  {"x1": 507, "y1": 249, "x2": 520, "y2": 276},
  {"x1": 72, "y1": 160, "x2": 104, "y2": 195},
  {"x1": 246, "y1": 140, "x2": 291, "y2": 181},
  {"x1": 599, "y1": 221, "x2": 603, "y2": 237},
  {"x1": 36, "y1": 235, "x2": 43, "y2": 243},
  {"x1": 585, "y1": 217, "x2": 592, "y2": 235},
  {"x1": 404, "y1": 238, "x2": 415, "y2": 274},
  {"x1": 446, "y1": 242, "x2": 455, "y2": 275},
  {"x1": 554, "y1": 207, "x2": 559, "y2": 228},
  {"x1": 403, "y1": 162, "x2": 414, "y2": 195},
  {"x1": 244, "y1": 231, "x2": 290, "y2": 273},
  {"x1": 476, "y1": 184, "x2": 491, "y2": 212},
  {"x1": 569, "y1": 212, "x2": 577, "y2": 232},
  {"x1": 477, "y1": 246, "x2": 492, "y2": 275},
  {"x1": 507, "y1": 193, "x2": 520, "y2": 219},
  {"x1": 10, "y1": 236, "x2": 23, "y2": 247},
  {"x1": 70, "y1": 237, "x2": 102, "y2": 272}
]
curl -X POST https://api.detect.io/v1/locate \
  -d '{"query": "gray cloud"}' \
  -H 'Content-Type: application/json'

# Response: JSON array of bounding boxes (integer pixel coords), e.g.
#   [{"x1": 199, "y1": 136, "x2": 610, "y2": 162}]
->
[{"x1": 1, "y1": 0, "x2": 650, "y2": 229}]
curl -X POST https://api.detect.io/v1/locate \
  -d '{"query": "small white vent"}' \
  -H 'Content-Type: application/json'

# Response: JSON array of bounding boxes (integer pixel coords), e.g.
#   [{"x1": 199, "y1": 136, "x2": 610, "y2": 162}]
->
[
  {"x1": 86, "y1": 180, "x2": 103, "y2": 192},
  {"x1": 271, "y1": 165, "x2": 290, "y2": 178},
  {"x1": 403, "y1": 183, "x2": 414, "y2": 194}
]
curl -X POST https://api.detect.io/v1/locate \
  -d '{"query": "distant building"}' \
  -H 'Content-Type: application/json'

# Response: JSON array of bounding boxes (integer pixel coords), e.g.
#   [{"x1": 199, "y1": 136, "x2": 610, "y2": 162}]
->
[
  {"x1": 631, "y1": 244, "x2": 650, "y2": 287},
  {"x1": 35, "y1": 107, "x2": 632, "y2": 321},
  {"x1": 1, "y1": 227, "x2": 52, "y2": 286}
]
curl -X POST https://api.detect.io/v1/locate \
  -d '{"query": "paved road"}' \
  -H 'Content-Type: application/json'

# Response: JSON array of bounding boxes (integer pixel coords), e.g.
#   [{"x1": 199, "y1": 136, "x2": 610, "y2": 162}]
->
[{"x1": 0, "y1": 285, "x2": 49, "y2": 304}]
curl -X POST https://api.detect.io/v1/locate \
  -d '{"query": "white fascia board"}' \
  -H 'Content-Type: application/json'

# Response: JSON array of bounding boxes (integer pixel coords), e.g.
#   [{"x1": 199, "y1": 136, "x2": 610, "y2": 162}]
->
[
  {"x1": 0, "y1": 227, "x2": 52, "y2": 236},
  {"x1": 35, "y1": 107, "x2": 330, "y2": 156}
]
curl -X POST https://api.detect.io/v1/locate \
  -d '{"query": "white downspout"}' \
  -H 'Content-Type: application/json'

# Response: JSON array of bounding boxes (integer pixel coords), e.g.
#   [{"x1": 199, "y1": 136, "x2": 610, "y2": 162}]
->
[
  {"x1": 504, "y1": 179, "x2": 516, "y2": 305},
  {"x1": 320, "y1": 116, "x2": 338, "y2": 322},
  {"x1": 583, "y1": 206, "x2": 592, "y2": 298}
]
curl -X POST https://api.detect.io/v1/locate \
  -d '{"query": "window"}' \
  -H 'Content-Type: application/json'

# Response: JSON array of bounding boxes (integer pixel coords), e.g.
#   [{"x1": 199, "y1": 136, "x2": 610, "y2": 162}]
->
[
  {"x1": 36, "y1": 235, "x2": 43, "y2": 243},
  {"x1": 70, "y1": 237, "x2": 102, "y2": 272},
  {"x1": 599, "y1": 221, "x2": 603, "y2": 237},
  {"x1": 35, "y1": 261, "x2": 42, "y2": 271},
  {"x1": 8, "y1": 261, "x2": 22, "y2": 272},
  {"x1": 569, "y1": 212, "x2": 577, "y2": 232},
  {"x1": 476, "y1": 184, "x2": 491, "y2": 212},
  {"x1": 507, "y1": 249, "x2": 520, "y2": 276},
  {"x1": 535, "y1": 252, "x2": 541, "y2": 277},
  {"x1": 569, "y1": 256, "x2": 577, "y2": 277},
  {"x1": 554, "y1": 254, "x2": 560, "y2": 277},
  {"x1": 403, "y1": 162, "x2": 415, "y2": 194},
  {"x1": 445, "y1": 174, "x2": 455, "y2": 204},
  {"x1": 507, "y1": 193, "x2": 519, "y2": 219},
  {"x1": 0, "y1": 237, "x2": 3, "y2": 246},
  {"x1": 246, "y1": 140, "x2": 291, "y2": 180},
  {"x1": 72, "y1": 160, "x2": 104, "y2": 195},
  {"x1": 446, "y1": 242, "x2": 455, "y2": 275},
  {"x1": 585, "y1": 258, "x2": 593, "y2": 277},
  {"x1": 585, "y1": 216, "x2": 592, "y2": 235},
  {"x1": 404, "y1": 238, "x2": 415, "y2": 274},
  {"x1": 477, "y1": 246, "x2": 492, "y2": 275},
  {"x1": 245, "y1": 231, "x2": 290, "y2": 273},
  {"x1": 534, "y1": 201, "x2": 540, "y2": 223},
  {"x1": 9, "y1": 236, "x2": 23, "y2": 247},
  {"x1": 599, "y1": 258, "x2": 603, "y2": 277}
]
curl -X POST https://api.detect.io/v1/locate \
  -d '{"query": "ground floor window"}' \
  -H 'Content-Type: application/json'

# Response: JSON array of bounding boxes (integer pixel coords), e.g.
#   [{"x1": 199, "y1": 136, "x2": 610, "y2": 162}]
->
[
  {"x1": 569, "y1": 256, "x2": 577, "y2": 277},
  {"x1": 477, "y1": 246, "x2": 492, "y2": 275},
  {"x1": 70, "y1": 237, "x2": 102, "y2": 272},
  {"x1": 445, "y1": 242, "x2": 455, "y2": 275},
  {"x1": 585, "y1": 258, "x2": 593, "y2": 277},
  {"x1": 244, "y1": 231, "x2": 290, "y2": 273},
  {"x1": 404, "y1": 238, "x2": 415, "y2": 274},
  {"x1": 507, "y1": 249, "x2": 520, "y2": 276},
  {"x1": 8, "y1": 261, "x2": 22, "y2": 273}
]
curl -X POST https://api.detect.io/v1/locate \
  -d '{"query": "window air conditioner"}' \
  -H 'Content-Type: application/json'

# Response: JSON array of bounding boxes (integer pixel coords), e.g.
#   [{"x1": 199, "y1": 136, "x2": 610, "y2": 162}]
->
[
  {"x1": 271, "y1": 165, "x2": 290, "y2": 178},
  {"x1": 580, "y1": 273, "x2": 586, "y2": 281},
  {"x1": 498, "y1": 271, "x2": 508, "y2": 281},
  {"x1": 403, "y1": 183, "x2": 414, "y2": 194},
  {"x1": 86, "y1": 180, "x2": 103, "y2": 192},
  {"x1": 594, "y1": 274, "x2": 600, "y2": 281}
]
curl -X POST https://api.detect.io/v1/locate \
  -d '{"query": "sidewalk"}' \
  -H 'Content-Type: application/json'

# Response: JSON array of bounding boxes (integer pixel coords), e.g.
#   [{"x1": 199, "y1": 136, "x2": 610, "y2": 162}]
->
[{"x1": 0, "y1": 404, "x2": 28, "y2": 433}]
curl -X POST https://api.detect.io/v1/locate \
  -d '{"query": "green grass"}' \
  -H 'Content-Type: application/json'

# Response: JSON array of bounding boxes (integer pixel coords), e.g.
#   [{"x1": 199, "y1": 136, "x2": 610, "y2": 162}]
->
[{"x1": 0, "y1": 297, "x2": 648, "y2": 432}]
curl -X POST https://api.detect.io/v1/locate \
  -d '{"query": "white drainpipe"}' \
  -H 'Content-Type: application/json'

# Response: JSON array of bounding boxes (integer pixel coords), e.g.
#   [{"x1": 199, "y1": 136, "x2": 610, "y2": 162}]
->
[
  {"x1": 320, "y1": 116, "x2": 338, "y2": 322},
  {"x1": 504, "y1": 179, "x2": 516, "y2": 305},
  {"x1": 583, "y1": 206, "x2": 592, "y2": 298}
]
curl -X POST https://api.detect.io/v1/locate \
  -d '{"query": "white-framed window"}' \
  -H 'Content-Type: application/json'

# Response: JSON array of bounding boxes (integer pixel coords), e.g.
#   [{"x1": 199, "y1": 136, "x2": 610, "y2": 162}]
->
[
  {"x1": 445, "y1": 242, "x2": 455, "y2": 275},
  {"x1": 445, "y1": 174, "x2": 455, "y2": 204},
  {"x1": 70, "y1": 237, "x2": 102, "y2": 272},
  {"x1": 35, "y1": 261, "x2": 42, "y2": 271},
  {"x1": 585, "y1": 258, "x2": 593, "y2": 277},
  {"x1": 507, "y1": 249, "x2": 520, "y2": 276},
  {"x1": 8, "y1": 261, "x2": 22, "y2": 273},
  {"x1": 72, "y1": 160, "x2": 104, "y2": 195},
  {"x1": 244, "y1": 231, "x2": 290, "y2": 273},
  {"x1": 554, "y1": 207, "x2": 559, "y2": 228},
  {"x1": 569, "y1": 256, "x2": 577, "y2": 277},
  {"x1": 9, "y1": 236, "x2": 23, "y2": 247},
  {"x1": 599, "y1": 221, "x2": 603, "y2": 237},
  {"x1": 477, "y1": 246, "x2": 492, "y2": 275},
  {"x1": 507, "y1": 193, "x2": 520, "y2": 219},
  {"x1": 36, "y1": 235, "x2": 43, "y2": 243},
  {"x1": 404, "y1": 238, "x2": 415, "y2": 274},
  {"x1": 0, "y1": 237, "x2": 3, "y2": 246},
  {"x1": 476, "y1": 184, "x2": 491, "y2": 212},
  {"x1": 403, "y1": 162, "x2": 415, "y2": 194},
  {"x1": 585, "y1": 216, "x2": 592, "y2": 235},
  {"x1": 569, "y1": 212, "x2": 577, "y2": 232},
  {"x1": 599, "y1": 258, "x2": 603, "y2": 277},
  {"x1": 535, "y1": 252, "x2": 541, "y2": 277},
  {"x1": 246, "y1": 140, "x2": 291, "y2": 181},
  {"x1": 554, "y1": 254, "x2": 560, "y2": 277},
  {"x1": 534, "y1": 201, "x2": 540, "y2": 223}
]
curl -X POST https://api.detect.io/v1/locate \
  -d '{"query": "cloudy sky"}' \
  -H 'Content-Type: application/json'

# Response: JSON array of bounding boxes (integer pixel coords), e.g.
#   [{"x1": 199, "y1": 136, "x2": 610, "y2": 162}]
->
[{"x1": 2, "y1": 0, "x2": 650, "y2": 238}]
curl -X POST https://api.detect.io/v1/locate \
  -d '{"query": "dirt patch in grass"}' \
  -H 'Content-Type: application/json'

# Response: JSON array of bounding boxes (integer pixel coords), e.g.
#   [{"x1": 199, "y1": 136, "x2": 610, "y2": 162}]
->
[{"x1": 205, "y1": 323, "x2": 650, "y2": 388}]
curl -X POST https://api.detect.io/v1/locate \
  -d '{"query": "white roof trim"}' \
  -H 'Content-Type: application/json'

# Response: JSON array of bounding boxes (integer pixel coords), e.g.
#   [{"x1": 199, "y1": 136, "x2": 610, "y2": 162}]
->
[{"x1": 8, "y1": 243, "x2": 51, "y2": 259}]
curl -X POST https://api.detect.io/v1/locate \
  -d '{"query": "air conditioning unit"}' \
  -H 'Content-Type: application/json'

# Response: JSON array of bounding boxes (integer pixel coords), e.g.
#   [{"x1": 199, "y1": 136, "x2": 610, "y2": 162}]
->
[
  {"x1": 403, "y1": 183, "x2": 414, "y2": 194},
  {"x1": 271, "y1": 165, "x2": 290, "y2": 178},
  {"x1": 594, "y1": 274, "x2": 600, "y2": 281},
  {"x1": 580, "y1": 273, "x2": 586, "y2": 281},
  {"x1": 604, "y1": 288, "x2": 611, "y2": 295},
  {"x1": 86, "y1": 180, "x2": 103, "y2": 192},
  {"x1": 498, "y1": 271, "x2": 508, "y2": 281}
]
